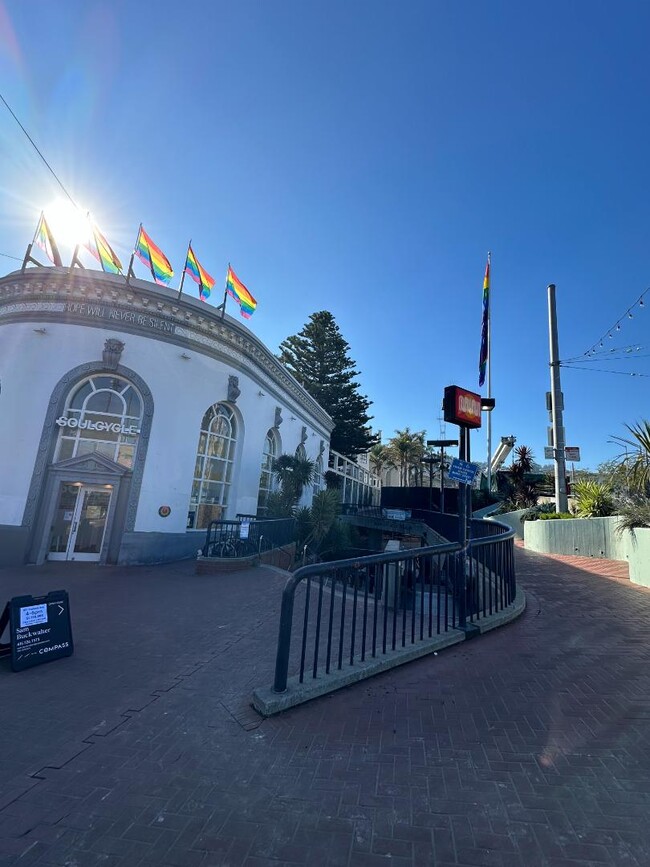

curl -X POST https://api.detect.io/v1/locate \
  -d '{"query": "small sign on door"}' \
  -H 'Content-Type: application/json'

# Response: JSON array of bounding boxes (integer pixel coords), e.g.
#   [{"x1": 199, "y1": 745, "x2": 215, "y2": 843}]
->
[{"x1": 20, "y1": 604, "x2": 48, "y2": 628}]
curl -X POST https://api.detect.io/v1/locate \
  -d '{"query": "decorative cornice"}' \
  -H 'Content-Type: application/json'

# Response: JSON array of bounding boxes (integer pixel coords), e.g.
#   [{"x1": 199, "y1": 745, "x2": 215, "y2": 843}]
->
[{"x1": 0, "y1": 268, "x2": 334, "y2": 433}]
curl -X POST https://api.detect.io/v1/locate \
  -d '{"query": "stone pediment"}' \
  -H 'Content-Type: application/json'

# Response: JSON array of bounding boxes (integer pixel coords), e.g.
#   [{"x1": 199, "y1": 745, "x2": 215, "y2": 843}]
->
[{"x1": 52, "y1": 452, "x2": 128, "y2": 476}]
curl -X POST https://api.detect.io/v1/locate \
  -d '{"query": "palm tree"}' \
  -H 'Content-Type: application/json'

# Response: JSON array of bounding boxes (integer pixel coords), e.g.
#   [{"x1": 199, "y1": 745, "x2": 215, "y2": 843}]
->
[
  {"x1": 610, "y1": 421, "x2": 650, "y2": 494},
  {"x1": 273, "y1": 454, "x2": 315, "y2": 507},
  {"x1": 507, "y1": 445, "x2": 539, "y2": 508},
  {"x1": 386, "y1": 429, "x2": 425, "y2": 487},
  {"x1": 368, "y1": 443, "x2": 393, "y2": 479}
]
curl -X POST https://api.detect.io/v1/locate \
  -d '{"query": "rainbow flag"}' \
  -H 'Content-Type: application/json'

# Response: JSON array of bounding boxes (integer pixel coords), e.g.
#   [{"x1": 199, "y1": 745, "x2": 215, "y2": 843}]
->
[
  {"x1": 226, "y1": 265, "x2": 257, "y2": 318},
  {"x1": 34, "y1": 212, "x2": 62, "y2": 267},
  {"x1": 184, "y1": 245, "x2": 215, "y2": 301},
  {"x1": 134, "y1": 225, "x2": 173, "y2": 285},
  {"x1": 86, "y1": 222, "x2": 123, "y2": 274},
  {"x1": 478, "y1": 255, "x2": 490, "y2": 387}
]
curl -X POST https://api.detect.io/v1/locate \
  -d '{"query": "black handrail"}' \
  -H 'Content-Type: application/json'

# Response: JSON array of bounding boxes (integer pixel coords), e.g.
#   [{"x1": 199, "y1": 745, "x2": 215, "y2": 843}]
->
[
  {"x1": 202, "y1": 517, "x2": 296, "y2": 558},
  {"x1": 270, "y1": 516, "x2": 516, "y2": 694},
  {"x1": 272, "y1": 541, "x2": 462, "y2": 693}
]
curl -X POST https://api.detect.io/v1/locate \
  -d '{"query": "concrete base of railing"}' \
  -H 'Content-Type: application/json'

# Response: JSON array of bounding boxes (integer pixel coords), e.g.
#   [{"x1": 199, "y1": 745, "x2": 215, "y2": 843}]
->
[
  {"x1": 252, "y1": 589, "x2": 525, "y2": 716},
  {"x1": 196, "y1": 554, "x2": 257, "y2": 574},
  {"x1": 196, "y1": 542, "x2": 296, "y2": 574},
  {"x1": 474, "y1": 588, "x2": 526, "y2": 634}
]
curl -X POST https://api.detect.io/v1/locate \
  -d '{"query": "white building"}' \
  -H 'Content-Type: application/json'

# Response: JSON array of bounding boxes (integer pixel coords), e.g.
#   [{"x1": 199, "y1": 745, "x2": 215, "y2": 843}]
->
[{"x1": 0, "y1": 268, "x2": 333, "y2": 565}]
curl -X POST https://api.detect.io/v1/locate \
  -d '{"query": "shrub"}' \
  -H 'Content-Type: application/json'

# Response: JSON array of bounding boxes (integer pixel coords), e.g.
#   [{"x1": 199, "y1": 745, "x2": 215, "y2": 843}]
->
[
  {"x1": 572, "y1": 480, "x2": 615, "y2": 518},
  {"x1": 538, "y1": 512, "x2": 574, "y2": 520},
  {"x1": 520, "y1": 503, "x2": 557, "y2": 522}
]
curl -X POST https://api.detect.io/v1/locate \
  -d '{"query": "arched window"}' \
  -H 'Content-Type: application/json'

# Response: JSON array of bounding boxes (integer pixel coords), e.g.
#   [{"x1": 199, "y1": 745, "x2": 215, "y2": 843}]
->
[
  {"x1": 55, "y1": 374, "x2": 142, "y2": 468},
  {"x1": 257, "y1": 429, "x2": 279, "y2": 515},
  {"x1": 189, "y1": 403, "x2": 237, "y2": 529},
  {"x1": 312, "y1": 456, "x2": 323, "y2": 496}
]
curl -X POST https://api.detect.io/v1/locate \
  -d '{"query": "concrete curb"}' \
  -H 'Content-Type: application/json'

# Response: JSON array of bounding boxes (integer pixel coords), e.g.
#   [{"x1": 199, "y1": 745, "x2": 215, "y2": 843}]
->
[
  {"x1": 252, "y1": 590, "x2": 527, "y2": 716},
  {"x1": 474, "y1": 588, "x2": 527, "y2": 633}
]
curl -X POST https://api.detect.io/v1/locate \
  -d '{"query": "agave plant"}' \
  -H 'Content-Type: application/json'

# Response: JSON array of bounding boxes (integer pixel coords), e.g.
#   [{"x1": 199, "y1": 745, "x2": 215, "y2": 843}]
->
[{"x1": 572, "y1": 479, "x2": 615, "y2": 518}]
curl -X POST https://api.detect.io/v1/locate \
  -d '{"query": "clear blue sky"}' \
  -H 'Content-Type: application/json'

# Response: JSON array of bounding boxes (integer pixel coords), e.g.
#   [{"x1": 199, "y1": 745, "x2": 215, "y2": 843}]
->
[{"x1": 2, "y1": 0, "x2": 650, "y2": 470}]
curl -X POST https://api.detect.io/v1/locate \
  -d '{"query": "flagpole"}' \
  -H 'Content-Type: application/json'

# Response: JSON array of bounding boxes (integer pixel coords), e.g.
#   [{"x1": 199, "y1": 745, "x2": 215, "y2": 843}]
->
[
  {"x1": 486, "y1": 251, "x2": 492, "y2": 493},
  {"x1": 70, "y1": 244, "x2": 86, "y2": 270},
  {"x1": 22, "y1": 212, "x2": 44, "y2": 271},
  {"x1": 178, "y1": 240, "x2": 190, "y2": 300},
  {"x1": 126, "y1": 224, "x2": 141, "y2": 285},
  {"x1": 219, "y1": 263, "x2": 229, "y2": 319}
]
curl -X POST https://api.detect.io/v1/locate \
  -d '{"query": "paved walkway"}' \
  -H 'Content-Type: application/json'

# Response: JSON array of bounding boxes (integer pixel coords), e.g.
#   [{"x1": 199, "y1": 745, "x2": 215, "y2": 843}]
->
[{"x1": 1, "y1": 547, "x2": 650, "y2": 866}]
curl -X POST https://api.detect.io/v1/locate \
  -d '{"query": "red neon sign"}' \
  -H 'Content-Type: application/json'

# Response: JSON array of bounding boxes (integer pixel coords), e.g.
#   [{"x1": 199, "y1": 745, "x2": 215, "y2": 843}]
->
[{"x1": 443, "y1": 386, "x2": 482, "y2": 429}]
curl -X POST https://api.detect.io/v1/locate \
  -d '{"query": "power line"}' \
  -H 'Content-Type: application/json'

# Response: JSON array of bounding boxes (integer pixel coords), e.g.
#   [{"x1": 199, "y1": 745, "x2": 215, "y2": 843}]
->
[
  {"x1": 568, "y1": 353, "x2": 650, "y2": 362},
  {"x1": 560, "y1": 341, "x2": 645, "y2": 364},
  {"x1": 0, "y1": 251, "x2": 22, "y2": 262},
  {"x1": 561, "y1": 362, "x2": 650, "y2": 378},
  {"x1": 561, "y1": 345, "x2": 645, "y2": 363},
  {"x1": 0, "y1": 91, "x2": 77, "y2": 207}
]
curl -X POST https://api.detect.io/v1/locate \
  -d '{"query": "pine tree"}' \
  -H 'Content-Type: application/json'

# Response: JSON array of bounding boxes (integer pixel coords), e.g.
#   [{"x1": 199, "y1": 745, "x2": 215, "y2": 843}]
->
[{"x1": 278, "y1": 311, "x2": 377, "y2": 458}]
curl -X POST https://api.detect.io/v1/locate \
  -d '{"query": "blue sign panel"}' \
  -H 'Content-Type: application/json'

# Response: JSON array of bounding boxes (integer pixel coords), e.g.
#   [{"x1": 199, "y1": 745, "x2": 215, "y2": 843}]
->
[{"x1": 448, "y1": 458, "x2": 480, "y2": 485}]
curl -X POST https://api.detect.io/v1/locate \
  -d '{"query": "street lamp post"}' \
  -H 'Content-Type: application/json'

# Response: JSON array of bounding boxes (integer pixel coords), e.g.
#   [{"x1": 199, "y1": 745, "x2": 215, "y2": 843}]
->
[
  {"x1": 420, "y1": 455, "x2": 438, "y2": 511},
  {"x1": 426, "y1": 439, "x2": 459, "y2": 513}
]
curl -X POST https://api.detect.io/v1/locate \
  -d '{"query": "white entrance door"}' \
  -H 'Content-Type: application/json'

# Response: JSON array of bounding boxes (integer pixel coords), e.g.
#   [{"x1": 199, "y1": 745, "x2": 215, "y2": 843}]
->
[{"x1": 48, "y1": 483, "x2": 113, "y2": 562}]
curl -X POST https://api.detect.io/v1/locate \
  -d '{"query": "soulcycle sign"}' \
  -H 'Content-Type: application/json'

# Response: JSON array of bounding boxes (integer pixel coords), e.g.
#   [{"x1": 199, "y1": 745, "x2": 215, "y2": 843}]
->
[
  {"x1": 55, "y1": 416, "x2": 140, "y2": 435},
  {"x1": 443, "y1": 385, "x2": 482, "y2": 429}
]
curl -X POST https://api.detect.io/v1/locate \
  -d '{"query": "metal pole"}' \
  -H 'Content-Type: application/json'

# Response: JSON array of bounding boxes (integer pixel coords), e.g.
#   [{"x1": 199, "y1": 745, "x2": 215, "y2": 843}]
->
[
  {"x1": 458, "y1": 429, "x2": 468, "y2": 547},
  {"x1": 457, "y1": 426, "x2": 468, "y2": 627},
  {"x1": 178, "y1": 240, "x2": 190, "y2": 300},
  {"x1": 547, "y1": 284, "x2": 568, "y2": 513},
  {"x1": 440, "y1": 446, "x2": 445, "y2": 513},
  {"x1": 486, "y1": 251, "x2": 492, "y2": 493},
  {"x1": 465, "y1": 428, "x2": 472, "y2": 542}
]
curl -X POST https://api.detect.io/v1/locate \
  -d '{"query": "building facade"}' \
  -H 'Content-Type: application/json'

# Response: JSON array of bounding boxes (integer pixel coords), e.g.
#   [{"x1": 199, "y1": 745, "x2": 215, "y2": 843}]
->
[{"x1": 0, "y1": 268, "x2": 333, "y2": 566}]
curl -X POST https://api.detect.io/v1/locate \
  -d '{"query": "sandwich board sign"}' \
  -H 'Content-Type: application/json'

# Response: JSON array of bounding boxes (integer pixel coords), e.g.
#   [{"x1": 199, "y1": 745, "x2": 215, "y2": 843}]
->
[{"x1": 0, "y1": 590, "x2": 73, "y2": 672}]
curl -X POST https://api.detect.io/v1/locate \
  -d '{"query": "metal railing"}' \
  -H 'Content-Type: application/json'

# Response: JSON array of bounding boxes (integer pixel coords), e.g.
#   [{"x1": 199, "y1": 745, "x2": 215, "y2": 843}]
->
[
  {"x1": 466, "y1": 529, "x2": 516, "y2": 623},
  {"x1": 202, "y1": 517, "x2": 296, "y2": 558},
  {"x1": 271, "y1": 517, "x2": 515, "y2": 693}
]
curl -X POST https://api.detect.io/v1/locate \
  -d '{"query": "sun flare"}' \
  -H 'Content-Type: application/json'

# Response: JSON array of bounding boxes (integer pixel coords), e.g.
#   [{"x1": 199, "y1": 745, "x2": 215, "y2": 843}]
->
[{"x1": 43, "y1": 199, "x2": 90, "y2": 249}]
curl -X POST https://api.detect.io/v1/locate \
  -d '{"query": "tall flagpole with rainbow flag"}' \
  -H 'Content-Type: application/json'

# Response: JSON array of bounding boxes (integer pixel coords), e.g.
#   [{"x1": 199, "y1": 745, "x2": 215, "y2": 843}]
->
[{"x1": 479, "y1": 252, "x2": 492, "y2": 490}]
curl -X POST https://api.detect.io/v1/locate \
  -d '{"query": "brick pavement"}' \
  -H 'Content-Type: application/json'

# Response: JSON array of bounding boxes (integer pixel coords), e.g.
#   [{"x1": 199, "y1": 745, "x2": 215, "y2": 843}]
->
[{"x1": 1, "y1": 547, "x2": 650, "y2": 866}]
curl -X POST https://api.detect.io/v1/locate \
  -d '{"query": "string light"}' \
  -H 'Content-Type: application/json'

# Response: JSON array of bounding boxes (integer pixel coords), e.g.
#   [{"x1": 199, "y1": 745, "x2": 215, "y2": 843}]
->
[
  {"x1": 581, "y1": 285, "x2": 650, "y2": 357},
  {"x1": 561, "y1": 363, "x2": 650, "y2": 378}
]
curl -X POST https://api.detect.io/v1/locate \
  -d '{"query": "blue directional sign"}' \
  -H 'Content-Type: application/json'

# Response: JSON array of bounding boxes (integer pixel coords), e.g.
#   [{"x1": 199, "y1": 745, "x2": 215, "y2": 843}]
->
[{"x1": 448, "y1": 458, "x2": 480, "y2": 485}]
